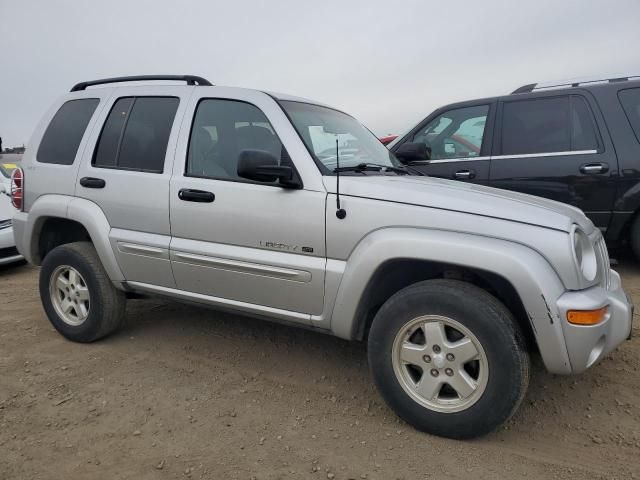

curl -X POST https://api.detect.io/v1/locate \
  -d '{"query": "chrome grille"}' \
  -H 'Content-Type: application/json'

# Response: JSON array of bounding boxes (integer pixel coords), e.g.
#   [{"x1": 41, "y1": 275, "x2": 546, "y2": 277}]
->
[
  {"x1": 0, "y1": 219, "x2": 12, "y2": 230},
  {"x1": 595, "y1": 236, "x2": 611, "y2": 290}
]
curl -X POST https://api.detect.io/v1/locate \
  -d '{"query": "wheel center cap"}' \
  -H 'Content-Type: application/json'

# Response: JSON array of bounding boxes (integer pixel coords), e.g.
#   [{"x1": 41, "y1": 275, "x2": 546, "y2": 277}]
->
[{"x1": 433, "y1": 354, "x2": 446, "y2": 369}]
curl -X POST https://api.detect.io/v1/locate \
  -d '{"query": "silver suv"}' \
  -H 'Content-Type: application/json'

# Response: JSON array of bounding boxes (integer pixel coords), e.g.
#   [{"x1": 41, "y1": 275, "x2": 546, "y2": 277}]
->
[{"x1": 12, "y1": 75, "x2": 633, "y2": 439}]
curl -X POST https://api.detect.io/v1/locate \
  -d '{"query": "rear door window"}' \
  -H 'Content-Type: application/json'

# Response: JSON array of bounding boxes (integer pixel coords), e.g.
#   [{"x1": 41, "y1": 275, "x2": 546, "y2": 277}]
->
[
  {"x1": 618, "y1": 88, "x2": 640, "y2": 143},
  {"x1": 501, "y1": 97, "x2": 570, "y2": 155},
  {"x1": 501, "y1": 95, "x2": 600, "y2": 155},
  {"x1": 93, "y1": 97, "x2": 179, "y2": 173},
  {"x1": 37, "y1": 99, "x2": 99, "y2": 165}
]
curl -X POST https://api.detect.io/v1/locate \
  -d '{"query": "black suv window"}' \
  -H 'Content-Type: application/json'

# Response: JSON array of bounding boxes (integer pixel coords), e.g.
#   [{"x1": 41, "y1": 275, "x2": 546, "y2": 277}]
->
[
  {"x1": 37, "y1": 99, "x2": 99, "y2": 165},
  {"x1": 618, "y1": 88, "x2": 640, "y2": 144},
  {"x1": 93, "y1": 97, "x2": 179, "y2": 173},
  {"x1": 412, "y1": 105, "x2": 489, "y2": 160},
  {"x1": 186, "y1": 99, "x2": 285, "y2": 181},
  {"x1": 501, "y1": 96, "x2": 599, "y2": 155}
]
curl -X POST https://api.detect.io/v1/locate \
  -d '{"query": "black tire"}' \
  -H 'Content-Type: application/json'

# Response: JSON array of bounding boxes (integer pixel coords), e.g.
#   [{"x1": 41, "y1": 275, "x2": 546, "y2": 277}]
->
[
  {"x1": 39, "y1": 241, "x2": 126, "y2": 343},
  {"x1": 630, "y1": 214, "x2": 640, "y2": 262},
  {"x1": 367, "y1": 279, "x2": 529, "y2": 439}
]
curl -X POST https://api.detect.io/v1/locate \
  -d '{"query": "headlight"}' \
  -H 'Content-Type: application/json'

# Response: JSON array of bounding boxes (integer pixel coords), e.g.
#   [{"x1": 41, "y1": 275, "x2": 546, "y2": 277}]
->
[{"x1": 571, "y1": 226, "x2": 597, "y2": 281}]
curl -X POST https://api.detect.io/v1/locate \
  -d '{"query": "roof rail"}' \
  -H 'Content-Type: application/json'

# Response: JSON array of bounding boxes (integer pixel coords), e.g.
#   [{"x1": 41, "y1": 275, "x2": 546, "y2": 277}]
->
[
  {"x1": 70, "y1": 75, "x2": 213, "y2": 92},
  {"x1": 511, "y1": 74, "x2": 640, "y2": 95}
]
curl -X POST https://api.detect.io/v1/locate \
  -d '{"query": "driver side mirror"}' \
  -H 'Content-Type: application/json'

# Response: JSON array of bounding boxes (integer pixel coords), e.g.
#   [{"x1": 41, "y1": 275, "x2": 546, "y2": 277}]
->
[
  {"x1": 394, "y1": 142, "x2": 431, "y2": 163},
  {"x1": 237, "y1": 149, "x2": 301, "y2": 189}
]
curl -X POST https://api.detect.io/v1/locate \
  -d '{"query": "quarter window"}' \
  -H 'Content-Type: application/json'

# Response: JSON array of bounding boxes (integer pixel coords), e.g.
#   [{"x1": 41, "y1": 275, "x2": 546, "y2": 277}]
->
[
  {"x1": 187, "y1": 99, "x2": 286, "y2": 181},
  {"x1": 501, "y1": 96, "x2": 599, "y2": 155},
  {"x1": 93, "y1": 97, "x2": 179, "y2": 173},
  {"x1": 618, "y1": 88, "x2": 640, "y2": 144},
  {"x1": 37, "y1": 99, "x2": 99, "y2": 165},
  {"x1": 412, "y1": 105, "x2": 488, "y2": 160}
]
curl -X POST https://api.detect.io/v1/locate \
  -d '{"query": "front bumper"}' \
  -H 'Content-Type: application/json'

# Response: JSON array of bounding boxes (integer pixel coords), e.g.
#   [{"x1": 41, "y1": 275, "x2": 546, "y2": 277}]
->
[
  {"x1": 0, "y1": 225, "x2": 24, "y2": 265},
  {"x1": 556, "y1": 270, "x2": 633, "y2": 373}
]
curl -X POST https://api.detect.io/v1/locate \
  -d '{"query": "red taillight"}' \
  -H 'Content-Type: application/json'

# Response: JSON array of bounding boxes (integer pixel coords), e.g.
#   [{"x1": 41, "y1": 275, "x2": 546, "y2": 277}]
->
[{"x1": 11, "y1": 167, "x2": 23, "y2": 211}]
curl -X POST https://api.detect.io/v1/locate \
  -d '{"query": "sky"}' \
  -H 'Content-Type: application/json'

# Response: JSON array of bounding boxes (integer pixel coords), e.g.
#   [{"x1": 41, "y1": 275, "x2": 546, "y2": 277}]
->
[{"x1": 1, "y1": 0, "x2": 639, "y2": 147}]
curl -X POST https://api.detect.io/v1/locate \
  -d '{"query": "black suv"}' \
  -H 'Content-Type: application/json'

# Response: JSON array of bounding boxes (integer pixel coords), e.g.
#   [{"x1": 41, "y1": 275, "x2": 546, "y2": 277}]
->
[{"x1": 391, "y1": 76, "x2": 640, "y2": 255}]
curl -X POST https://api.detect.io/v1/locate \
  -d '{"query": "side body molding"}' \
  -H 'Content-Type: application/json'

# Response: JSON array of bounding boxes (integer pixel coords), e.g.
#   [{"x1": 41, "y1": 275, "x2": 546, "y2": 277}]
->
[
  {"x1": 329, "y1": 228, "x2": 573, "y2": 374},
  {"x1": 14, "y1": 195, "x2": 125, "y2": 284}
]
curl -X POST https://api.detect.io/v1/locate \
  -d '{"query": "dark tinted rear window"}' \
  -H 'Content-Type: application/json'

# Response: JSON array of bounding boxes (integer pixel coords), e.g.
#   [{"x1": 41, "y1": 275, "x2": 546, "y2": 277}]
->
[
  {"x1": 93, "y1": 97, "x2": 179, "y2": 173},
  {"x1": 570, "y1": 96, "x2": 599, "y2": 151},
  {"x1": 502, "y1": 97, "x2": 570, "y2": 155},
  {"x1": 618, "y1": 88, "x2": 640, "y2": 144},
  {"x1": 37, "y1": 99, "x2": 99, "y2": 165}
]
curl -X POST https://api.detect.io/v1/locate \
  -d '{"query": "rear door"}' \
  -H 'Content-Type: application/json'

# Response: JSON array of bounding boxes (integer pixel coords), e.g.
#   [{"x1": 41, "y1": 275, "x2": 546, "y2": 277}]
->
[
  {"x1": 76, "y1": 86, "x2": 191, "y2": 287},
  {"x1": 490, "y1": 92, "x2": 618, "y2": 231},
  {"x1": 392, "y1": 102, "x2": 495, "y2": 184}
]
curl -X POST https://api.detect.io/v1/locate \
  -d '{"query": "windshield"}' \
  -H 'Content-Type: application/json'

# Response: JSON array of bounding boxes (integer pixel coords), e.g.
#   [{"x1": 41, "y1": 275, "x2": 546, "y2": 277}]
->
[{"x1": 280, "y1": 101, "x2": 400, "y2": 173}]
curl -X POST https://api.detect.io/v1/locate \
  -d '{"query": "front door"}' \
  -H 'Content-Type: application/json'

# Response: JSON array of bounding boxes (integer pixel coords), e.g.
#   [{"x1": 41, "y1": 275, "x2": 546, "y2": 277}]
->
[
  {"x1": 490, "y1": 92, "x2": 618, "y2": 231},
  {"x1": 169, "y1": 94, "x2": 326, "y2": 318},
  {"x1": 393, "y1": 102, "x2": 494, "y2": 185}
]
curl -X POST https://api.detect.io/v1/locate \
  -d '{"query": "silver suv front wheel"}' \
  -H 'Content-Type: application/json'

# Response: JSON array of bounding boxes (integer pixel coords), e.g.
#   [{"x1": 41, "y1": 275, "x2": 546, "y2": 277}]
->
[{"x1": 368, "y1": 279, "x2": 530, "y2": 439}]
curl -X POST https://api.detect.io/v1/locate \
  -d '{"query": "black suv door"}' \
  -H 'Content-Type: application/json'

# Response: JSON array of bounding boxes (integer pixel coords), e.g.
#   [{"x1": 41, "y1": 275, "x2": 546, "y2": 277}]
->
[
  {"x1": 490, "y1": 91, "x2": 618, "y2": 231},
  {"x1": 392, "y1": 101, "x2": 495, "y2": 184}
]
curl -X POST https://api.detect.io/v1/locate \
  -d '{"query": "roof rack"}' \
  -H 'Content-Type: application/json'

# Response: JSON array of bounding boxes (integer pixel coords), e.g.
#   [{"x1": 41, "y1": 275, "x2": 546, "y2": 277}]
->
[
  {"x1": 70, "y1": 75, "x2": 213, "y2": 92},
  {"x1": 511, "y1": 74, "x2": 639, "y2": 94}
]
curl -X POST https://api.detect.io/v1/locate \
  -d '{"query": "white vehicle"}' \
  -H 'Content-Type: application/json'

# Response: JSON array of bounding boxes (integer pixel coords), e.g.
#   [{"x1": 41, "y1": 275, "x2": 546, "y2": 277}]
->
[
  {"x1": 0, "y1": 184, "x2": 23, "y2": 265},
  {"x1": 12, "y1": 75, "x2": 633, "y2": 439}
]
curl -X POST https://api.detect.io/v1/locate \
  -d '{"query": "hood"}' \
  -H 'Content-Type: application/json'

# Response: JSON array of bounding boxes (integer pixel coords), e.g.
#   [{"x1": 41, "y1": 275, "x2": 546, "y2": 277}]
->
[{"x1": 326, "y1": 175, "x2": 593, "y2": 233}]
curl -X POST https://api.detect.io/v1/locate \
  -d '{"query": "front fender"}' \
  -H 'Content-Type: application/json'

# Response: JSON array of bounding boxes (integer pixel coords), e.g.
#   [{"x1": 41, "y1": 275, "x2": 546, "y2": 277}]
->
[
  {"x1": 330, "y1": 227, "x2": 573, "y2": 374},
  {"x1": 13, "y1": 194, "x2": 125, "y2": 283}
]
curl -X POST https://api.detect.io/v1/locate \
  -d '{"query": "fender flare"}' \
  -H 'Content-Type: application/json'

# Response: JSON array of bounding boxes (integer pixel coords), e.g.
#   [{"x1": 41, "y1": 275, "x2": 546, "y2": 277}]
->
[
  {"x1": 330, "y1": 227, "x2": 573, "y2": 374},
  {"x1": 18, "y1": 194, "x2": 125, "y2": 283}
]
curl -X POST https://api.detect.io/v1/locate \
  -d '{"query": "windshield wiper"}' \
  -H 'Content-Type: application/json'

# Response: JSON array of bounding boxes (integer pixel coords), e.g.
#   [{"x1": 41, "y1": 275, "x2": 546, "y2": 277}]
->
[{"x1": 333, "y1": 163, "x2": 411, "y2": 175}]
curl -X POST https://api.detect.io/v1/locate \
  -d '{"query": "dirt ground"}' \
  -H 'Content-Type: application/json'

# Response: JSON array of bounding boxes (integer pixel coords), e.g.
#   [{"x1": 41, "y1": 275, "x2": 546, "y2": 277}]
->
[{"x1": 1, "y1": 254, "x2": 639, "y2": 480}]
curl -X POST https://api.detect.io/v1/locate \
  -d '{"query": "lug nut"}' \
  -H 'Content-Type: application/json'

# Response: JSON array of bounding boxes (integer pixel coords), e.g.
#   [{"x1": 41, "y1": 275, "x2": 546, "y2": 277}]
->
[
  {"x1": 430, "y1": 369, "x2": 439, "y2": 377},
  {"x1": 446, "y1": 353, "x2": 455, "y2": 361},
  {"x1": 423, "y1": 355, "x2": 431, "y2": 363},
  {"x1": 433, "y1": 345, "x2": 441, "y2": 353},
  {"x1": 445, "y1": 368, "x2": 454, "y2": 376}
]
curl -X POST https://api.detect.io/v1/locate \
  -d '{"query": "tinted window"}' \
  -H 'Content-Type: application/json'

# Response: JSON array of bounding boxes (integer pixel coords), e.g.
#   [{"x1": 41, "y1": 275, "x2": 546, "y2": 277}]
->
[
  {"x1": 37, "y1": 99, "x2": 99, "y2": 165},
  {"x1": 619, "y1": 88, "x2": 640, "y2": 144},
  {"x1": 93, "y1": 97, "x2": 178, "y2": 172},
  {"x1": 187, "y1": 99, "x2": 285, "y2": 180},
  {"x1": 571, "y1": 96, "x2": 599, "y2": 151},
  {"x1": 502, "y1": 97, "x2": 570, "y2": 155},
  {"x1": 93, "y1": 97, "x2": 134, "y2": 169},
  {"x1": 412, "y1": 105, "x2": 488, "y2": 160}
]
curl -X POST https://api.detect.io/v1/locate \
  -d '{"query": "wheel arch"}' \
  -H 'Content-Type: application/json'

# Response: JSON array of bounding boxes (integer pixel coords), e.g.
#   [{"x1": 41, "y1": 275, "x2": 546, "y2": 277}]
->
[
  {"x1": 351, "y1": 257, "x2": 534, "y2": 349},
  {"x1": 329, "y1": 228, "x2": 573, "y2": 374},
  {"x1": 20, "y1": 195, "x2": 125, "y2": 283}
]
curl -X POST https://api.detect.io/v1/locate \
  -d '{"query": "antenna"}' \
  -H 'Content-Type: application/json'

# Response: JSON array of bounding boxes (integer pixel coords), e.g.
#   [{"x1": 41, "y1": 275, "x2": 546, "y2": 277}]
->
[{"x1": 335, "y1": 138, "x2": 346, "y2": 219}]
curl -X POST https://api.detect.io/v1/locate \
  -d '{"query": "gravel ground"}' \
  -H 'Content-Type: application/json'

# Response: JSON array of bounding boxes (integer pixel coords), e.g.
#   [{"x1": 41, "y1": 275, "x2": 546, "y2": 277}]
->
[{"x1": 1, "y1": 255, "x2": 639, "y2": 480}]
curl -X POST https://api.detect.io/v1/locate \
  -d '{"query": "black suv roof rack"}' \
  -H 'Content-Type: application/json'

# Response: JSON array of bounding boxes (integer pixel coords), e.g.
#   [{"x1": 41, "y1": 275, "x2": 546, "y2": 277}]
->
[
  {"x1": 511, "y1": 75, "x2": 639, "y2": 95},
  {"x1": 70, "y1": 75, "x2": 213, "y2": 92}
]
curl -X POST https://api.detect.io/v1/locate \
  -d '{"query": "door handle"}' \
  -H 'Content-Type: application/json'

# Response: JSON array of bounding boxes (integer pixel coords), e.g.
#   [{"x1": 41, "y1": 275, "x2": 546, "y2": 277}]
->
[
  {"x1": 178, "y1": 188, "x2": 215, "y2": 203},
  {"x1": 453, "y1": 169, "x2": 475, "y2": 179},
  {"x1": 580, "y1": 163, "x2": 608, "y2": 174},
  {"x1": 79, "y1": 177, "x2": 106, "y2": 188}
]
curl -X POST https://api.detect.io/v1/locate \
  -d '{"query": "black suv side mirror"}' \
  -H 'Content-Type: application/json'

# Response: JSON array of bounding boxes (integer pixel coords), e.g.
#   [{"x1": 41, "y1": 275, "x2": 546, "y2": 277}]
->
[
  {"x1": 237, "y1": 149, "x2": 301, "y2": 188},
  {"x1": 394, "y1": 142, "x2": 431, "y2": 163}
]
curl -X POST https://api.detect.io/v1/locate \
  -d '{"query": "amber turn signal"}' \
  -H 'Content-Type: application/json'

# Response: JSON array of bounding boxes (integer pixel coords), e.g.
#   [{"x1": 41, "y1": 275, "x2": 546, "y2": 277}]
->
[{"x1": 567, "y1": 306, "x2": 608, "y2": 325}]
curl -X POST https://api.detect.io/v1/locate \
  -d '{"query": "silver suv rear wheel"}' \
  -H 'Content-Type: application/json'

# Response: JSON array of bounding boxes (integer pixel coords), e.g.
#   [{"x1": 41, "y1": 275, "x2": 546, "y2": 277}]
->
[
  {"x1": 40, "y1": 242, "x2": 126, "y2": 343},
  {"x1": 49, "y1": 265, "x2": 91, "y2": 326}
]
